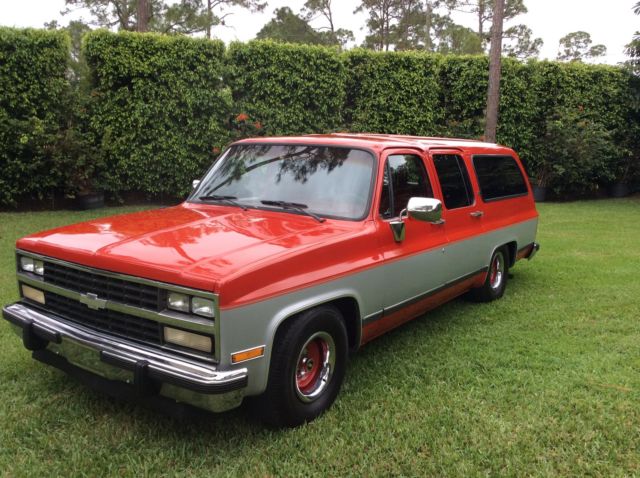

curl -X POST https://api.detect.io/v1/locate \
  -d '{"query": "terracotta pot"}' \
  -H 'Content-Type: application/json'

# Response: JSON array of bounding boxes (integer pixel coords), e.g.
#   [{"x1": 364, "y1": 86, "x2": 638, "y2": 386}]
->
[
  {"x1": 532, "y1": 186, "x2": 547, "y2": 202},
  {"x1": 76, "y1": 192, "x2": 105, "y2": 210},
  {"x1": 608, "y1": 182, "x2": 630, "y2": 198}
]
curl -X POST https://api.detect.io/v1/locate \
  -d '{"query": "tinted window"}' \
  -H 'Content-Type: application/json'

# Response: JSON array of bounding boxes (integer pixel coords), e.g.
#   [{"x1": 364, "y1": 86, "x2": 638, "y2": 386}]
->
[
  {"x1": 473, "y1": 155, "x2": 528, "y2": 201},
  {"x1": 433, "y1": 154, "x2": 474, "y2": 209},
  {"x1": 379, "y1": 154, "x2": 433, "y2": 218},
  {"x1": 193, "y1": 145, "x2": 375, "y2": 220}
]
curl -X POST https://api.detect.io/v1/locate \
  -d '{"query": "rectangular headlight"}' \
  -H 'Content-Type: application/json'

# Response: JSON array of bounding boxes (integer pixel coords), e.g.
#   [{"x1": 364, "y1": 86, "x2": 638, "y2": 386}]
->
[
  {"x1": 167, "y1": 292, "x2": 190, "y2": 313},
  {"x1": 19, "y1": 257, "x2": 44, "y2": 275},
  {"x1": 20, "y1": 256, "x2": 34, "y2": 272},
  {"x1": 191, "y1": 297, "x2": 215, "y2": 318},
  {"x1": 33, "y1": 260, "x2": 44, "y2": 275},
  {"x1": 164, "y1": 327, "x2": 212, "y2": 353}
]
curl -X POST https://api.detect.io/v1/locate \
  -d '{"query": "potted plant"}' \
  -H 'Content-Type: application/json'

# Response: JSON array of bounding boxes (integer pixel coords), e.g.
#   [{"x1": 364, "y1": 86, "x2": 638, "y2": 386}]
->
[
  {"x1": 530, "y1": 162, "x2": 551, "y2": 202},
  {"x1": 56, "y1": 122, "x2": 105, "y2": 210},
  {"x1": 608, "y1": 155, "x2": 634, "y2": 198}
]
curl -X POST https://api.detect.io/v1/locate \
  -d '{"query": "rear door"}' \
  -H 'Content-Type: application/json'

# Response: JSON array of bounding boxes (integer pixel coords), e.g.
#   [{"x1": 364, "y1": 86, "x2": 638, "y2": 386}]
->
[{"x1": 428, "y1": 150, "x2": 488, "y2": 282}]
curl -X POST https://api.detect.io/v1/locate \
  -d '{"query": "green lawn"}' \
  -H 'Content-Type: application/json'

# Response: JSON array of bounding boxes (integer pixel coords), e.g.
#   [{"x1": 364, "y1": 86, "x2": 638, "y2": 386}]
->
[{"x1": 1, "y1": 199, "x2": 639, "y2": 477}]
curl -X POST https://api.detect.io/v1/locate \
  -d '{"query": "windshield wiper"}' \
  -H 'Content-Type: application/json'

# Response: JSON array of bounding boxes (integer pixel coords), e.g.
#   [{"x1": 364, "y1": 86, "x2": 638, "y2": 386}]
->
[
  {"x1": 199, "y1": 194, "x2": 248, "y2": 210},
  {"x1": 260, "y1": 200, "x2": 325, "y2": 223}
]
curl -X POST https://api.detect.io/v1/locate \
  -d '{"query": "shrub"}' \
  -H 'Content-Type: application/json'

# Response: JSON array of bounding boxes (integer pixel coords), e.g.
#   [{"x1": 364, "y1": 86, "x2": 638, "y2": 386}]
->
[
  {"x1": 344, "y1": 49, "x2": 442, "y2": 135},
  {"x1": 84, "y1": 30, "x2": 230, "y2": 198},
  {"x1": 226, "y1": 41, "x2": 347, "y2": 136},
  {"x1": 0, "y1": 28, "x2": 71, "y2": 206}
]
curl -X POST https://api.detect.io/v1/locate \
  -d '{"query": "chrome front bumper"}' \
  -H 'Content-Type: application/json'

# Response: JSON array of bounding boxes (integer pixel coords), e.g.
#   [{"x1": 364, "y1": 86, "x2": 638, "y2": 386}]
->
[{"x1": 2, "y1": 302, "x2": 248, "y2": 413}]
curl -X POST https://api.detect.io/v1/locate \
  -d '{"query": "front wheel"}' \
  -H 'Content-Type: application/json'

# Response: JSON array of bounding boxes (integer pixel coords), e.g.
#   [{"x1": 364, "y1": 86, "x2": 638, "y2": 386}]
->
[
  {"x1": 256, "y1": 305, "x2": 348, "y2": 428},
  {"x1": 468, "y1": 248, "x2": 509, "y2": 302}
]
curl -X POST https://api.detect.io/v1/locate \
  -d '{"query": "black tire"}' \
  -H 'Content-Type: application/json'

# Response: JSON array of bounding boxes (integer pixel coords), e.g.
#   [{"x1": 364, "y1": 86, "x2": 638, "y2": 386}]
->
[
  {"x1": 468, "y1": 247, "x2": 509, "y2": 302},
  {"x1": 255, "y1": 305, "x2": 348, "y2": 428}
]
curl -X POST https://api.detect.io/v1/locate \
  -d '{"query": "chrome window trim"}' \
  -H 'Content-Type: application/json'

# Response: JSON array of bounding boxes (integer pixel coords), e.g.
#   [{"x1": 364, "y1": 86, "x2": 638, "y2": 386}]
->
[{"x1": 16, "y1": 249, "x2": 221, "y2": 362}]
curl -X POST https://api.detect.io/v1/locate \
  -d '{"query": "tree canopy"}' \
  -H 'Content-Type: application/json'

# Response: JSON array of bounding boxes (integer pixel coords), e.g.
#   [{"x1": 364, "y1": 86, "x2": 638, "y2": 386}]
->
[{"x1": 557, "y1": 31, "x2": 607, "y2": 62}]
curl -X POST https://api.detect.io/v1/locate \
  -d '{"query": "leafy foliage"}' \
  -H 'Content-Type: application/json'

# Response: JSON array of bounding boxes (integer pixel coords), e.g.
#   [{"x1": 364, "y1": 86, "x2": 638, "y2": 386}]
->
[
  {"x1": 1, "y1": 29, "x2": 638, "y2": 205},
  {"x1": 256, "y1": 7, "x2": 335, "y2": 46},
  {"x1": 344, "y1": 49, "x2": 443, "y2": 134},
  {"x1": 84, "y1": 30, "x2": 230, "y2": 198},
  {"x1": 226, "y1": 41, "x2": 347, "y2": 136},
  {"x1": 0, "y1": 28, "x2": 72, "y2": 206},
  {"x1": 63, "y1": 0, "x2": 266, "y2": 37},
  {"x1": 557, "y1": 31, "x2": 607, "y2": 62}
]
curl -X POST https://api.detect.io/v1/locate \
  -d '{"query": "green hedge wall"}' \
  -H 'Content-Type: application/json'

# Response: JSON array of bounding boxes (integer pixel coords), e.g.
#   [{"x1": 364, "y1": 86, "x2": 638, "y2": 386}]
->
[
  {"x1": 227, "y1": 41, "x2": 346, "y2": 135},
  {"x1": 0, "y1": 28, "x2": 71, "y2": 206},
  {"x1": 344, "y1": 49, "x2": 442, "y2": 135},
  {"x1": 1, "y1": 29, "x2": 638, "y2": 206},
  {"x1": 84, "y1": 30, "x2": 230, "y2": 198}
]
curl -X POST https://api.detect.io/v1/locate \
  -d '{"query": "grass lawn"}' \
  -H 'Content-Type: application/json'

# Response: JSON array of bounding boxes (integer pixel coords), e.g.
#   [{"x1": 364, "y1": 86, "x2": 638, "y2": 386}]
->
[{"x1": 0, "y1": 199, "x2": 639, "y2": 477}]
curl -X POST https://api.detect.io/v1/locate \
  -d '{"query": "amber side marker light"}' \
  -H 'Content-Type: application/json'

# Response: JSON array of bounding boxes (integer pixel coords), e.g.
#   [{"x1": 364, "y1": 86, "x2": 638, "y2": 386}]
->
[
  {"x1": 231, "y1": 346, "x2": 265, "y2": 364},
  {"x1": 22, "y1": 285, "x2": 45, "y2": 304}
]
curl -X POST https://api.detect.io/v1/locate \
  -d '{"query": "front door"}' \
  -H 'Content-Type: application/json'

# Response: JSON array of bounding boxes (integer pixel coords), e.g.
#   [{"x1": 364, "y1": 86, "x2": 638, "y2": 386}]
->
[{"x1": 374, "y1": 150, "x2": 448, "y2": 314}]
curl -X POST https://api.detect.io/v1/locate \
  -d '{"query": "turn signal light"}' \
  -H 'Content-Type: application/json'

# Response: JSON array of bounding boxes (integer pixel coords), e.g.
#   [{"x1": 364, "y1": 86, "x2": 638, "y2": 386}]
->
[
  {"x1": 231, "y1": 346, "x2": 265, "y2": 364},
  {"x1": 22, "y1": 285, "x2": 45, "y2": 304},
  {"x1": 164, "y1": 327, "x2": 212, "y2": 353}
]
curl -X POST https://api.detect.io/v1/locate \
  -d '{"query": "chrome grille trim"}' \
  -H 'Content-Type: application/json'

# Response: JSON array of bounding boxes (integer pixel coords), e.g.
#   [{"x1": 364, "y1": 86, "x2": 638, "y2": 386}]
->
[{"x1": 16, "y1": 249, "x2": 220, "y2": 361}]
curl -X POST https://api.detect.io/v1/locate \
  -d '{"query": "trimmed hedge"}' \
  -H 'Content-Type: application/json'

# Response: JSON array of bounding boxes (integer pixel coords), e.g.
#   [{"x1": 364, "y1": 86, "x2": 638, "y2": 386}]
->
[
  {"x1": 344, "y1": 49, "x2": 442, "y2": 135},
  {"x1": 227, "y1": 41, "x2": 346, "y2": 135},
  {"x1": 0, "y1": 28, "x2": 71, "y2": 206},
  {"x1": 1, "y1": 29, "x2": 638, "y2": 206},
  {"x1": 84, "y1": 30, "x2": 230, "y2": 198}
]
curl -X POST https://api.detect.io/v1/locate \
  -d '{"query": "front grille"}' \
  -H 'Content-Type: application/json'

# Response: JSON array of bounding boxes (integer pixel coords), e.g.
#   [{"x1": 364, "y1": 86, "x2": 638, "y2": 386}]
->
[
  {"x1": 44, "y1": 292, "x2": 162, "y2": 345},
  {"x1": 44, "y1": 262, "x2": 163, "y2": 311}
]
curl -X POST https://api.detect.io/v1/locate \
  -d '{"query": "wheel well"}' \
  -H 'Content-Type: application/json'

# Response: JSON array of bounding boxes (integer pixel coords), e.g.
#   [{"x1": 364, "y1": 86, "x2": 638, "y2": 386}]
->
[
  {"x1": 330, "y1": 297, "x2": 361, "y2": 353},
  {"x1": 503, "y1": 241, "x2": 517, "y2": 268},
  {"x1": 274, "y1": 297, "x2": 362, "y2": 355}
]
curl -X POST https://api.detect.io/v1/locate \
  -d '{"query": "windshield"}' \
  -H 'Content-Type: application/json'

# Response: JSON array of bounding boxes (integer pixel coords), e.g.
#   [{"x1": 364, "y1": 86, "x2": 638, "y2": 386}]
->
[{"x1": 191, "y1": 144, "x2": 376, "y2": 220}]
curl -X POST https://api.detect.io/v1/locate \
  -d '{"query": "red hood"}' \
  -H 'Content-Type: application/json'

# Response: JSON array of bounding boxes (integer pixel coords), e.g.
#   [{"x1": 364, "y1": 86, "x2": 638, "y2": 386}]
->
[{"x1": 17, "y1": 203, "x2": 363, "y2": 294}]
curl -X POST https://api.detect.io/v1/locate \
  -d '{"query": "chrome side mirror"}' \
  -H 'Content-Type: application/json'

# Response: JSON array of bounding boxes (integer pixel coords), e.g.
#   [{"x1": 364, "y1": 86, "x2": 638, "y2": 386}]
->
[
  {"x1": 192, "y1": 179, "x2": 201, "y2": 190},
  {"x1": 407, "y1": 197, "x2": 443, "y2": 223}
]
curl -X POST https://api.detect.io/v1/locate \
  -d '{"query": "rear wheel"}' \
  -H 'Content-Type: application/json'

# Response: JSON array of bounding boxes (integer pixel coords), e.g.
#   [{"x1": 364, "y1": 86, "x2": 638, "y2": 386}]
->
[
  {"x1": 256, "y1": 305, "x2": 348, "y2": 428},
  {"x1": 468, "y1": 247, "x2": 509, "y2": 302}
]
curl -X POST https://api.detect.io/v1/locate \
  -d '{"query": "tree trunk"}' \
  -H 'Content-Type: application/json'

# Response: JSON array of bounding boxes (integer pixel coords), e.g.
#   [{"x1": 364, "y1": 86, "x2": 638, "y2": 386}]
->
[
  {"x1": 137, "y1": 0, "x2": 149, "y2": 32},
  {"x1": 206, "y1": 0, "x2": 212, "y2": 39},
  {"x1": 484, "y1": 0, "x2": 504, "y2": 143}
]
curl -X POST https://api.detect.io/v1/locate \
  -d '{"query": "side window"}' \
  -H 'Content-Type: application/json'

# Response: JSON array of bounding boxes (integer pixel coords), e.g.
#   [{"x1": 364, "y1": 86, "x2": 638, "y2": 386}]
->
[
  {"x1": 473, "y1": 155, "x2": 528, "y2": 201},
  {"x1": 379, "y1": 154, "x2": 433, "y2": 219},
  {"x1": 432, "y1": 154, "x2": 474, "y2": 209}
]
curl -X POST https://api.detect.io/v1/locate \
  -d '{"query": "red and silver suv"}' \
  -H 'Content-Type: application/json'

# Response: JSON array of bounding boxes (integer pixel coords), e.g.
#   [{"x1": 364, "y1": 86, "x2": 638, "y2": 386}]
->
[{"x1": 3, "y1": 134, "x2": 539, "y2": 427}]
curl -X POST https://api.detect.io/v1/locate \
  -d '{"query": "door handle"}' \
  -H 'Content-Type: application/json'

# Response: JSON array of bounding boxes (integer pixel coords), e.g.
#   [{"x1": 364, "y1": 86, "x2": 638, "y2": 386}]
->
[
  {"x1": 431, "y1": 219, "x2": 446, "y2": 225},
  {"x1": 470, "y1": 211, "x2": 484, "y2": 218}
]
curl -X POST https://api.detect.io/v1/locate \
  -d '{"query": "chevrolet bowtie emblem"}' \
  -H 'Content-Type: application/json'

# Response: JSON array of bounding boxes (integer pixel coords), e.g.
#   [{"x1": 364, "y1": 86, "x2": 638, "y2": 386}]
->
[{"x1": 79, "y1": 292, "x2": 107, "y2": 310}]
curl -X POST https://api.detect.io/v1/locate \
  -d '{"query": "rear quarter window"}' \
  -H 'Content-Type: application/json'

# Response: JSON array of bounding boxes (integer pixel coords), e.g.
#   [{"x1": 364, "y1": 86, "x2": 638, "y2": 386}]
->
[{"x1": 473, "y1": 155, "x2": 528, "y2": 201}]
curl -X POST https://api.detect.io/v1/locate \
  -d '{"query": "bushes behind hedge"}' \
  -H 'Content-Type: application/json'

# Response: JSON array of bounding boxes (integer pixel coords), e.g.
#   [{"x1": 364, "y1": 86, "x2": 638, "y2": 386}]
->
[
  {"x1": 1, "y1": 28, "x2": 638, "y2": 206},
  {"x1": 0, "y1": 28, "x2": 71, "y2": 206}
]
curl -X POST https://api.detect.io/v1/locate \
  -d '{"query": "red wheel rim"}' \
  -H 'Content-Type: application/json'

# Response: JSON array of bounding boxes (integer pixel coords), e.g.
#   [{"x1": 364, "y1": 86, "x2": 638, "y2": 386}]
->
[
  {"x1": 296, "y1": 338, "x2": 325, "y2": 393},
  {"x1": 294, "y1": 331, "x2": 336, "y2": 403}
]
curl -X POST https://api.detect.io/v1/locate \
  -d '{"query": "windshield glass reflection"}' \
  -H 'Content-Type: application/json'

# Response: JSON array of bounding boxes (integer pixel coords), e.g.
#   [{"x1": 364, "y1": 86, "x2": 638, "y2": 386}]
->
[{"x1": 191, "y1": 145, "x2": 375, "y2": 220}]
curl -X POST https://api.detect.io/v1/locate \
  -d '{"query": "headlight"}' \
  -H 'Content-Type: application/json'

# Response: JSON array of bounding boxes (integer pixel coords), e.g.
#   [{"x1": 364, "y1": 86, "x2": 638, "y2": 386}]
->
[
  {"x1": 167, "y1": 292, "x2": 190, "y2": 313},
  {"x1": 164, "y1": 327, "x2": 212, "y2": 353},
  {"x1": 191, "y1": 297, "x2": 215, "y2": 318},
  {"x1": 20, "y1": 256, "x2": 34, "y2": 272},
  {"x1": 19, "y1": 257, "x2": 44, "y2": 276}
]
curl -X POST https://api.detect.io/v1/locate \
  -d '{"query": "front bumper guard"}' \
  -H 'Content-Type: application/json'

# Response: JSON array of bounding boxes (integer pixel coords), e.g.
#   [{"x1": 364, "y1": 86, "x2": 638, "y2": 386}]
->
[{"x1": 2, "y1": 303, "x2": 248, "y2": 412}]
